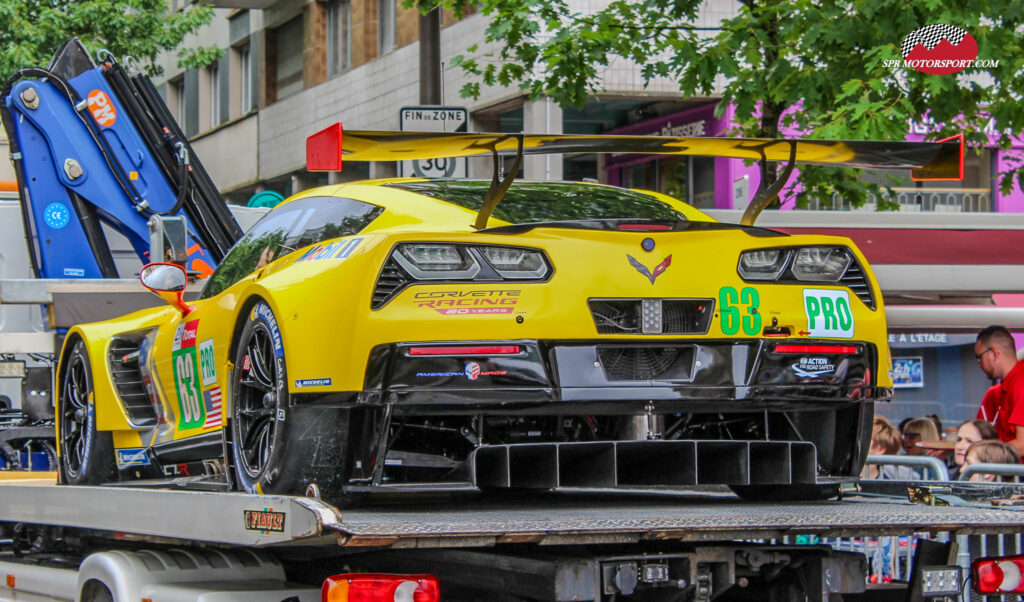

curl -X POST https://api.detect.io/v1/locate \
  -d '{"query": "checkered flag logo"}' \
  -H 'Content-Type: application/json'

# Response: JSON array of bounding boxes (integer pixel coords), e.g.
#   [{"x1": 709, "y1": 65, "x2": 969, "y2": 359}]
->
[{"x1": 901, "y1": 25, "x2": 968, "y2": 59}]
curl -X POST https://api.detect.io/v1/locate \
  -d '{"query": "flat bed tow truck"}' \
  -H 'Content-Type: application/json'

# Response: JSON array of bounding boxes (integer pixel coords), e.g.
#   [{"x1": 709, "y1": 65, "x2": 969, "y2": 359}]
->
[{"x1": 1, "y1": 474, "x2": 1024, "y2": 601}]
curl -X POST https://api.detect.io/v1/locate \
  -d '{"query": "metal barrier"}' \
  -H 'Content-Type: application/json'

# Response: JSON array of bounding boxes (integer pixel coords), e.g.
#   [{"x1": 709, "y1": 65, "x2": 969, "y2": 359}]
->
[
  {"x1": 828, "y1": 457, "x2": 946, "y2": 585},
  {"x1": 959, "y1": 463, "x2": 1024, "y2": 482},
  {"x1": 865, "y1": 454, "x2": 951, "y2": 481},
  {"x1": 858, "y1": 457, "x2": 1024, "y2": 597},
  {"x1": 801, "y1": 187, "x2": 993, "y2": 212}
]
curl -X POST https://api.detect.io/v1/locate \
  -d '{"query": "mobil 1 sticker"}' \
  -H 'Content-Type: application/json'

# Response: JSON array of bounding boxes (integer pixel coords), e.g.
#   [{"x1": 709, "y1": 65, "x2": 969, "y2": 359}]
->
[{"x1": 803, "y1": 289, "x2": 854, "y2": 339}]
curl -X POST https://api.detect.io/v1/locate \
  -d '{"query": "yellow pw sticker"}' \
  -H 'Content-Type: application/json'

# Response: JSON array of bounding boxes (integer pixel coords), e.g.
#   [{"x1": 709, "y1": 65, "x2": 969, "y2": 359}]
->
[{"x1": 803, "y1": 289, "x2": 854, "y2": 339}]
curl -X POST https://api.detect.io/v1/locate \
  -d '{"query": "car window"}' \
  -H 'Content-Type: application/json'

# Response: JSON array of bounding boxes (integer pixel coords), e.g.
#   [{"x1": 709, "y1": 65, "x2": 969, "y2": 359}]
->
[
  {"x1": 385, "y1": 180, "x2": 687, "y2": 224},
  {"x1": 200, "y1": 196, "x2": 382, "y2": 299}
]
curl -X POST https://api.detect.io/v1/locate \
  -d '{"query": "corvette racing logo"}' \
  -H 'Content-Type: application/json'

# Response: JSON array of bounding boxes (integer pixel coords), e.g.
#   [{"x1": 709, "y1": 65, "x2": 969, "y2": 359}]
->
[
  {"x1": 627, "y1": 254, "x2": 672, "y2": 284},
  {"x1": 885, "y1": 25, "x2": 996, "y2": 74}
]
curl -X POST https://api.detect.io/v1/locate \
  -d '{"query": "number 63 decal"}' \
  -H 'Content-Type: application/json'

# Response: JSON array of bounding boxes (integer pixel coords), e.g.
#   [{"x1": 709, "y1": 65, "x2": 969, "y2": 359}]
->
[{"x1": 719, "y1": 286, "x2": 761, "y2": 335}]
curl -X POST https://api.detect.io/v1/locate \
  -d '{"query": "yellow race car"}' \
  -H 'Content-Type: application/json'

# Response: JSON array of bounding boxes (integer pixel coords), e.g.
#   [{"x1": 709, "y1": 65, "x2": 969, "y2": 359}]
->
[{"x1": 55, "y1": 130, "x2": 962, "y2": 503}]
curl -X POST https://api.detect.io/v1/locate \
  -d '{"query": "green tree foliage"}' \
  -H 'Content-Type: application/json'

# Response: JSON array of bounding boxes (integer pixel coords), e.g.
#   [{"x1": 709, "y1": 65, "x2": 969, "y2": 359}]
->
[
  {"x1": 0, "y1": 0, "x2": 218, "y2": 80},
  {"x1": 420, "y1": 0, "x2": 1024, "y2": 208}
]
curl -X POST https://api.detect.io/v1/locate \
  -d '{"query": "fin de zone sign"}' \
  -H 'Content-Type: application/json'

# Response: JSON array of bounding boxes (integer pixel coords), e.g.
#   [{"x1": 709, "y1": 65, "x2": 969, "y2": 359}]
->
[{"x1": 399, "y1": 106, "x2": 468, "y2": 178}]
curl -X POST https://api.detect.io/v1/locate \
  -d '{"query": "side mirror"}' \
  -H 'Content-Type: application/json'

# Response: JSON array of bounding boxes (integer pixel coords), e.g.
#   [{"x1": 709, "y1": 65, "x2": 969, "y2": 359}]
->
[{"x1": 140, "y1": 262, "x2": 193, "y2": 316}]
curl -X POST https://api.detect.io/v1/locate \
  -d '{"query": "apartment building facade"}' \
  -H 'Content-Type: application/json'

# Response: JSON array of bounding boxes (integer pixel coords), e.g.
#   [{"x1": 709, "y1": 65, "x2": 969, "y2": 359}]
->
[{"x1": 156, "y1": 0, "x2": 727, "y2": 205}]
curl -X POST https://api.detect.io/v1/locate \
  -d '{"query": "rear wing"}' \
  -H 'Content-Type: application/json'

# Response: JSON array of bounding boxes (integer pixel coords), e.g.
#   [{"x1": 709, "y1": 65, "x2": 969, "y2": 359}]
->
[{"x1": 306, "y1": 123, "x2": 964, "y2": 226}]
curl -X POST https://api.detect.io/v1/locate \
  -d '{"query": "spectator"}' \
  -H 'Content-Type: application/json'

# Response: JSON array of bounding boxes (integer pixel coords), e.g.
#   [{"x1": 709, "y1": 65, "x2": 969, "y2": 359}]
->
[
  {"x1": 922, "y1": 413, "x2": 954, "y2": 466},
  {"x1": 964, "y1": 440, "x2": 1022, "y2": 482},
  {"x1": 863, "y1": 416, "x2": 919, "y2": 480},
  {"x1": 901, "y1": 418, "x2": 939, "y2": 456},
  {"x1": 974, "y1": 325, "x2": 1024, "y2": 456},
  {"x1": 950, "y1": 419, "x2": 998, "y2": 480}
]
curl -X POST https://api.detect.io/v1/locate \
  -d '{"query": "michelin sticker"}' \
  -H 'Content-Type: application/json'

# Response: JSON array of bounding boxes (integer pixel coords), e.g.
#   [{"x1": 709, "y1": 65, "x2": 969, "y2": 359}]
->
[
  {"x1": 116, "y1": 448, "x2": 150, "y2": 467},
  {"x1": 253, "y1": 303, "x2": 284, "y2": 357},
  {"x1": 803, "y1": 289, "x2": 854, "y2": 339},
  {"x1": 295, "y1": 378, "x2": 332, "y2": 388}
]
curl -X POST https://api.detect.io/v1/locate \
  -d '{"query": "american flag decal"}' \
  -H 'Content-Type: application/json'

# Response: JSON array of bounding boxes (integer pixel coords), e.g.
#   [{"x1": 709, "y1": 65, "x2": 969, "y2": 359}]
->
[{"x1": 202, "y1": 386, "x2": 223, "y2": 429}]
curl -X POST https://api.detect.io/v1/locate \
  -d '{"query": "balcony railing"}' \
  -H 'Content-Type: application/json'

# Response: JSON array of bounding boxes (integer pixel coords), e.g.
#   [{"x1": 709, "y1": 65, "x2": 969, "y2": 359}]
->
[
  {"x1": 801, "y1": 187, "x2": 993, "y2": 212},
  {"x1": 199, "y1": 0, "x2": 276, "y2": 9}
]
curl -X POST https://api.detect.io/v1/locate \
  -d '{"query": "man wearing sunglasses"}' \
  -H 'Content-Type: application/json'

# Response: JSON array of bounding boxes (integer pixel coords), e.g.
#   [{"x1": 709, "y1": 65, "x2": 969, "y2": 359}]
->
[{"x1": 975, "y1": 325, "x2": 1024, "y2": 456}]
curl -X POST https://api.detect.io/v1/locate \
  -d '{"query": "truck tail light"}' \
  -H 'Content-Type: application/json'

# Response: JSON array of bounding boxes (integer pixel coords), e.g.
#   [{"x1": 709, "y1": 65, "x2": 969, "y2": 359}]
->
[
  {"x1": 322, "y1": 574, "x2": 440, "y2": 602},
  {"x1": 973, "y1": 555, "x2": 1024, "y2": 594}
]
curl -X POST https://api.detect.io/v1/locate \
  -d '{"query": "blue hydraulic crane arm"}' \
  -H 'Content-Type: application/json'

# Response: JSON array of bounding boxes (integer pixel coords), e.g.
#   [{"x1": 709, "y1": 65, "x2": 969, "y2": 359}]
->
[{"x1": 0, "y1": 38, "x2": 242, "y2": 279}]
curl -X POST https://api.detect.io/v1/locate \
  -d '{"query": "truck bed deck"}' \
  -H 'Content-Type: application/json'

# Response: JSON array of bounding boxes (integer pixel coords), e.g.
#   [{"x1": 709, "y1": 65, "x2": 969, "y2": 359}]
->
[{"x1": 3, "y1": 475, "x2": 1024, "y2": 549}]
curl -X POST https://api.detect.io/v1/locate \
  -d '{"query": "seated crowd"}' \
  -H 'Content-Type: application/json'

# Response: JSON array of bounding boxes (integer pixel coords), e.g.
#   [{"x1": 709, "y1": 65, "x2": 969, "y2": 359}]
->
[{"x1": 863, "y1": 413, "x2": 1020, "y2": 481}]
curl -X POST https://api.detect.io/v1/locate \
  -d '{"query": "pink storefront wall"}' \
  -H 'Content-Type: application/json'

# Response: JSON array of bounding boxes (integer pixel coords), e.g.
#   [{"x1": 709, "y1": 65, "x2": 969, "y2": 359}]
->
[{"x1": 606, "y1": 101, "x2": 1024, "y2": 211}]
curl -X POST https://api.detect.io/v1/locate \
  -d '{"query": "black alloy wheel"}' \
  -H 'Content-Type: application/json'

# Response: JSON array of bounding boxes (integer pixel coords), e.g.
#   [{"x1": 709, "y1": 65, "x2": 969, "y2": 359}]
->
[
  {"x1": 229, "y1": 301, "x2": 358, "y2": 506},
  {"x1": 234, "y1": 321, "x2": 279, "y2": 478},
  {"x1": 58, "y1": 340, "x2": 115, "y2": 484}
]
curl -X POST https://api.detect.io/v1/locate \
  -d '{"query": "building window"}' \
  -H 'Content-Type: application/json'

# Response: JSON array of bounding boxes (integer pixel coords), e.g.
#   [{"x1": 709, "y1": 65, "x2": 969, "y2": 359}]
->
[
  {"x1": 170, "y1": 78, "x2": 185, "y2": 128},
  {"x1": 208, "y1": 62, "x2": 220, "y2": 129},
  {"x1": 327, "y1": 0, "x2": 351, "y2": 75},
  {"x1": 274, "y1": 16, "x2": 304, "y2": 99},
  {"x1": 240, "y1": 45, "x2": 253, "y2": 112},
  {"x1": 378, "y1": 0, "x2": 395, "y2": 54}
]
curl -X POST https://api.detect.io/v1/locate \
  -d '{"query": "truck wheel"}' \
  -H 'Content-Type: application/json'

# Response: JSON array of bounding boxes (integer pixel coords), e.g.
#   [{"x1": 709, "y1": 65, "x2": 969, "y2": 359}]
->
[
  {"x1": 80, "y1": 580, "x2": 113, "y2": 602},
  {"x1": 58, "y1": 340, "x2": 116, "y2": 485},
  {"x1": 230, "y1": 302, "x2": 357, "y2": 506},
  {"x1": 729, "y1": 484, "x2": 842, "y2": 502}
]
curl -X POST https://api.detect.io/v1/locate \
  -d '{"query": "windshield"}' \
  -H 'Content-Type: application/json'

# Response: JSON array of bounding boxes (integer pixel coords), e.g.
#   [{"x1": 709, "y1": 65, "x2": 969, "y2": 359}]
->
[{"x1": 386, "y1": 181, "x2": 687, "y2": 224}]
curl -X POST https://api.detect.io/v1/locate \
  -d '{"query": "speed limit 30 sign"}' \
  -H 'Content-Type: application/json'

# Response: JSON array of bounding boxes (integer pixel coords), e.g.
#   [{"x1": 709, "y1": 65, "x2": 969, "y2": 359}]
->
[{"x1": 399, "y1": 106, "x2": 468, "y2": 178}]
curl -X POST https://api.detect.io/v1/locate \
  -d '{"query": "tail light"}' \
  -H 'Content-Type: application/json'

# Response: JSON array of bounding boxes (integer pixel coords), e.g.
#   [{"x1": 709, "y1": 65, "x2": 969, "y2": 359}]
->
[
  {"x1": 773, "y1": 344, "x2": 858, "y2": 354},
  {"x1": 322, "y1": 574, "x2": 440, "y2": 602},
  {"x1": 373, "y1": 243, "x2": 552, "y2": 309},
  {"x1": 791, "y1": 247, "x2": 851, "y2": 282},
  {"x1": 408, "y1": 345, "x2": 522, "y2": 356},
  {"x1": 617, "y1": 223, "x2": 672, "y2": 231},
  {"x1": 738, "y1": 249, "x2": 790, "y2": 280},
  {"x1": 973, "y1": 555, "x2": 1024, "y2": 594},
  {"x1": 391, "y1": 243, "x2": 549, "y2": 281},
  {"x1": 737, "y1": 246, "x2": 854, "y2": 283},
  {"x1": 479, "y1": 246, "x2": 548, "y2": 279},
  {"x1": 395, "y1": 244, "x2": 480, "y2": 279}
]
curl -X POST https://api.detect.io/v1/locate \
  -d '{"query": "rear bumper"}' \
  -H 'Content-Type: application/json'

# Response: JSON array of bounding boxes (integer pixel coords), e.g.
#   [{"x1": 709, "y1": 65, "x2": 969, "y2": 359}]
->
[{"x1": 363, "y1": 338, "x2": 890, "y2": 411}]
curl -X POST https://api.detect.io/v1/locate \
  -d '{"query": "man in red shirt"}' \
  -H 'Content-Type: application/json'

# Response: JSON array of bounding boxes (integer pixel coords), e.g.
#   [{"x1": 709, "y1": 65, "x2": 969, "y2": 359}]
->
[{"x1": 975, "y1": 325, "x2": 1024, "y2": 456}]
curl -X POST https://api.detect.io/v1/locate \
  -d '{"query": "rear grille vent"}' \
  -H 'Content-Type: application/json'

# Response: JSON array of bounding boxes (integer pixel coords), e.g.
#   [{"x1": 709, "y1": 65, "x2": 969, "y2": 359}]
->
[
  {"x1": 588, "y1": 299, "x2": 714, "y2": 334},
  {"x1": 107, "y1": 335, "x2": 155, "y2": 427},
  {"x1": 597, "y1": 345, "x2": 696, "y2": 381},
  {"x1": 840, "y1": 262, "x2": 875, "y2": 310},
  {"x1": 372, "y1": 258, "x2": 410, "y2": 309}
]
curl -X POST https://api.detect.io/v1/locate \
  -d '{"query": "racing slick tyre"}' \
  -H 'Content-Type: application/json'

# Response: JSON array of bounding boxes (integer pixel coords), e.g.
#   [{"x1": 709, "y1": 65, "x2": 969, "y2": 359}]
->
[
  {"x1": 58, "y1": 340, "x2": 117, "y2": 485},
  {"x1": 729, "y1": 484, "x2": 842, "y2": 502},
  {"x1": 230, "y1": 301, "x2": 358, "y2": 507}
]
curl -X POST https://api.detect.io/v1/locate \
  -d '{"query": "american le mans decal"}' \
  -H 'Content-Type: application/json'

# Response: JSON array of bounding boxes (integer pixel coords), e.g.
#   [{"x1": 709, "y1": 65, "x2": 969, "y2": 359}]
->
[{"x1": 171, "y1": 321, "x2": 223, "y2": 430}]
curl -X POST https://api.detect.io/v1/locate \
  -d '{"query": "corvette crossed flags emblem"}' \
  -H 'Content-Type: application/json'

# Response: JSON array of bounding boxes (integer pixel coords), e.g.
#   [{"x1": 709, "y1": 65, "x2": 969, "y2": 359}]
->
[{"x1": 627, "y1": 254, "x2": 672, "y2": 284}]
